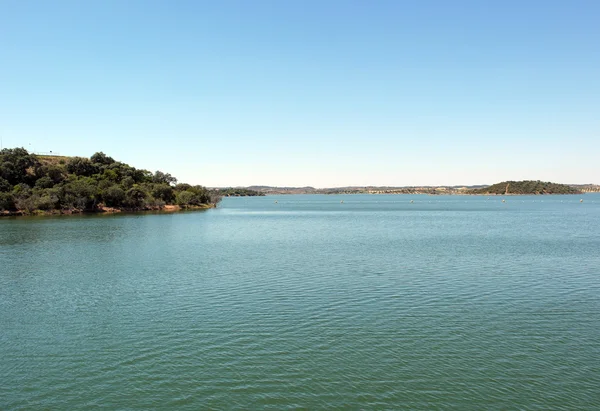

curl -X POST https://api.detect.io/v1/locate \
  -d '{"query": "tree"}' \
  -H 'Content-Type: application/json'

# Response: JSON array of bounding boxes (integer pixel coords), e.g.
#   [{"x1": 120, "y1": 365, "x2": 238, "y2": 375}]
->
[
  {"x1": 176, "y1": 190, "x2": 195, "y2": 206},
  {"x1": 35, "y1": 176, "x2": 54, "y2": 189},
  {"x1": 121, "y1": 176, "x2": 135, "y2": 189},
  {"x1": 0, "y1": 192, "x2": 15, "y2": 211},
  {"x1": 151, "y1": 183, "x2": 174, "y2": 202},
  {"x1": 0, "y1": 177, "x2": 11, "y2": 192},
  {"x1": 63, "y1": 177, "x2": 98, "y2": 209},
  {"x1": 90, "y1": 152, "x2": 115, "y2": 165},
  {"x1": 38, "y1": 165, "x2": 66, "y2": 184},
  {"x1": 66, "y1": 157, "x2": 99, "y2": 177},
  {"x1": 0, "y1": 148, "x2": 39, "y2": 185},
  {"x1": 103, "y1": 185, "x2": 126, "y2": 207},
  {"x1": 153, "y1": 171, "x2": 177, "y2": 186},
  {"x1": 125, "y1": 185, "x2": 147, "y2": 208}
]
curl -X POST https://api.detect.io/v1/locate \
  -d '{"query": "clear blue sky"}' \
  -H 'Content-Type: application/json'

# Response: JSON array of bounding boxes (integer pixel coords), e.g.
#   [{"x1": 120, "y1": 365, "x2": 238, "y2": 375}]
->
[{"x1": 1, "y1": 0, "x2": 599, "y2": 187}]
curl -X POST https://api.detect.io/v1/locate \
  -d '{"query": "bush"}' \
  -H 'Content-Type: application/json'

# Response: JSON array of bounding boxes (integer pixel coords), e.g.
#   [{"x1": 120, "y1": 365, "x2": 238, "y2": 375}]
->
[
  {"x1": 0, "y1": 177, "x2": 11, "y2": 192},
  {"x1": 103, "y1": 185, "x2": 126, "y2": 207},
  {"x1": 0, "y1": 192, "x2": 15, "y2": 211},
  {"x1": 145, "y1": 196, "x2": 166, "y2": 208},
  {"x1": 151, "y1": 184, "x2": 174, "y2": 202},
  {"x1": 175, "y1": 183, "x2": 191, "y2": 192},
  {"x1": 121, "y1": 176, "x2": 135, "y2": 189},
  {"x1": 35, "y1": 176, "x2": 54, "y2": 189},
  {"x1": 66, "y1": 157, "x2": 99, "y2": 177},
  {"x1": 176, "y1": 190, "x2": 195, "y2": 206},
  {"x1": 46, "y1": 165, "x2": 65, "y2": 184},
  {"x1": 12, "y1": 183, "x2": 32, "y2": 198},
  {"x1": 15, "y1": 195, "x2": 38, "y2": 213},
  {"x1": 63, "y1": 178, "x2": 98, "y2": 209},
  {"x1": 35, "y1": 194, "x2": 59, "y2": 211},
  {"x1": 125, "y1": 186, "x2": 147, "y2": 208}
]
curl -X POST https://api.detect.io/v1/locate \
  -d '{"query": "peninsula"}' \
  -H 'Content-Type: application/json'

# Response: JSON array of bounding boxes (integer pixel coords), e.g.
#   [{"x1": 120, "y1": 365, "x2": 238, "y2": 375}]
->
[{"x1": 0, "y1": 148, "x2": 220, "y2": 216}]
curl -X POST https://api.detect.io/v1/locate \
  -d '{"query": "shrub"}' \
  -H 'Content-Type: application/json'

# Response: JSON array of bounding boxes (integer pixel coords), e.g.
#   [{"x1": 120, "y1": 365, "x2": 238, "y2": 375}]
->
[
  {"x1": 176, "y1": 190, "x2": 195, "y2": 206},
  {"x1": 63, "y1": 178, "x2": 98, "y2": 209},
  {"x1": 66, "y1": 157, "x2": 99, "y2": 177},
  {"x1": 35, "y1": 195, "x2": 59, "y2": 210},
  {"x1": 35, "y1": 176, "x2": 54, "y2": 189},
  {"x1": 0, "y1": 192, "x2": 15, "y2": 211},
  {"x1": 15, "y1": 195, "x2": 38, "y2": 213},
  {"x1": 103, "y1": 185, "x2": 126, "y2": 207},
  {"x1": 145, "y1": 196, "x2": 166, "y2": 208},
  {"x1": 121, "y1": 176, "x2": 135, "y2": 189},
  {"x1": 0, "y1": 177, "x2": 11, "y2": 192},
  {"x1": 125, "y1": 186, "x2": 147, "y2": 208},
  {"x1": 151, "y1": 183, "x2": 174, "y2": 202}
]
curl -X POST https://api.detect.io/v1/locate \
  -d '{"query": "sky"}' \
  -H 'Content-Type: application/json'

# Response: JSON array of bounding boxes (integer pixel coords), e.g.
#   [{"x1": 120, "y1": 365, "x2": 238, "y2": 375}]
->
[{"x1": 1, "y1": 0, "x2": 599, "y2": 187}]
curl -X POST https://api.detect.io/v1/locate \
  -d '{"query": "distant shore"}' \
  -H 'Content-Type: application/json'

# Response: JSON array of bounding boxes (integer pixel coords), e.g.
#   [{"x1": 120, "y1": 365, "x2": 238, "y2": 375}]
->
[{"x1": 241, "y1": 181, "x2": 597, "y2": 196}]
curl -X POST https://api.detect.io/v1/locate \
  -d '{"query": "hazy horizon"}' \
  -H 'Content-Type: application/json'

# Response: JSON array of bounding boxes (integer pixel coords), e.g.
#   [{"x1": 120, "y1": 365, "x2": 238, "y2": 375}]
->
[{"x1": 2, "y1": 1, "x2": 599, "y2": 187}]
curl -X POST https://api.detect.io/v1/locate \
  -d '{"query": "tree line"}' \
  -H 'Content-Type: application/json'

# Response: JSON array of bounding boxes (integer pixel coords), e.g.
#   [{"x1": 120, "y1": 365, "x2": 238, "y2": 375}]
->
[
  {"x1": 216, "y1": 187, "x2": 265, "y2": 197},
  {"x1": 0, "y1": 148, "x2": 221, "y2": 214}
]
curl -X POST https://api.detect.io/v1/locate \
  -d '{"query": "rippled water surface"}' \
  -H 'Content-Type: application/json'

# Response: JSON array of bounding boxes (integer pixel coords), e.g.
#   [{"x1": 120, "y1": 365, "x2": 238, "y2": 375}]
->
[{"x1": 2, "y1": 194, "x2": 600, "y2": 409}]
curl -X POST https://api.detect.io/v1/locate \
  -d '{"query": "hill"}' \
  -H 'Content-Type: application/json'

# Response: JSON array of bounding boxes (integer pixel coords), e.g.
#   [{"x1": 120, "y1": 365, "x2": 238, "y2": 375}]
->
[
  {"x1": 469, "y1": 180, "x2": 581, "y2": 195},
  {"x1": 231, "y1": 182, "x2": 589, "y2": 195},
  {"x1": 0, "y1": 148, "x2": 221, "y2": 215}
]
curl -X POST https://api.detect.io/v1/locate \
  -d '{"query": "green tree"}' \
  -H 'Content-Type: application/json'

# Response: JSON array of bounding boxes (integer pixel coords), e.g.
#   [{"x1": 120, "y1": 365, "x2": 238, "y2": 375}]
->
[
  {"x1": 0, "y1": 177, "x2": 11, "y2": 192},
  {"x1": 153, "y1": 171, "x2": 177, "y2": 186},
  {"x1": 0, "y1": 148, "x2": 39, "y2": 185},
  {"x1": 103, "y1": 185, "x2": 126, "y2": 207},
  {"x1": 175, "y1": 190, "x2": 195, "y2": 206},
  {"x1": 63, "y1": 177, "x2": 98, "y2": 209},
  {"x1": 90, "y1": 152, "x2": 115, "y2": 165},
  {"x1": 0, "y1": 192, "x2": 15, "y2": 211},
  {"x1": 66, "y1": 157, "x2": 99, "y2": 177},
  {"x1": 35, "y1": 176, "x2": 54, "y2": 189},
  {"x1": 151, "y1": 183, "x2": 174, "y2": 202},
  {"x1": 125, "y1": 185, "x2": 147, "y2": 208}
]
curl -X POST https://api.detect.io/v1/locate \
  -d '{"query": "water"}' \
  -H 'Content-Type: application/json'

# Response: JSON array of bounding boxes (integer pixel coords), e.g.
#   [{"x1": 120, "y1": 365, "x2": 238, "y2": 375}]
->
[{"x1": 2, "y1": 195, "x2": 600, "y2": 409}]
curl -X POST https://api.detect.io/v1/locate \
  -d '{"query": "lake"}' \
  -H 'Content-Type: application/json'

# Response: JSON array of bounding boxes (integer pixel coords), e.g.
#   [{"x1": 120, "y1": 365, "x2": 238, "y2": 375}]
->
[{"x1": 1, "y1": 194, "x2": 599, "y2": 409}]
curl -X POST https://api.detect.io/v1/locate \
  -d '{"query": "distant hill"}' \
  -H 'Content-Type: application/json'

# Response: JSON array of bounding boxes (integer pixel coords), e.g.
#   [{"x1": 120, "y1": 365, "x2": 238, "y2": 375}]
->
[
  {"x1": 216, "y1": 187, "x2": 265, "y2": 197},
  {"x1": 230, "y1": 182, "x2": 590, "y2": 195},
  {"x1": 469, "y1": 180, "x2": 581, "y2": 195},
  {"x1": 247, "y1": 186, "x2": 319, "y2": 195}
]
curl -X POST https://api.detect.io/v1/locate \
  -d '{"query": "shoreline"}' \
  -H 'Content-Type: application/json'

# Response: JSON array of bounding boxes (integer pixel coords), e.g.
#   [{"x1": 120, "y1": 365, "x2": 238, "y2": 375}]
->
[{"x1": 0, "y1": 203, "x2": 216, "y2": 218}]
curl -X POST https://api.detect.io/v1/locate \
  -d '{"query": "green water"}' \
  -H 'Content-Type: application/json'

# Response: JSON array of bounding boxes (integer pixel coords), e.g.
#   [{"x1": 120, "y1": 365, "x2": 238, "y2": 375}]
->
[{"x1": 2, "y1": 195, "x2": 600, "y2": 409}]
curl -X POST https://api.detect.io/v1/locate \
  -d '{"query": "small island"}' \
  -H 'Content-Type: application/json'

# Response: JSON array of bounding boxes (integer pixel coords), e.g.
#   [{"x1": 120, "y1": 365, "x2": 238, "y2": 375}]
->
[
  {"x1": 468, "y1": 180, "x2": 581, "y2": 195},
  {"x1": 0, "y1": 148, "x2": 221, "y2": 216}
]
